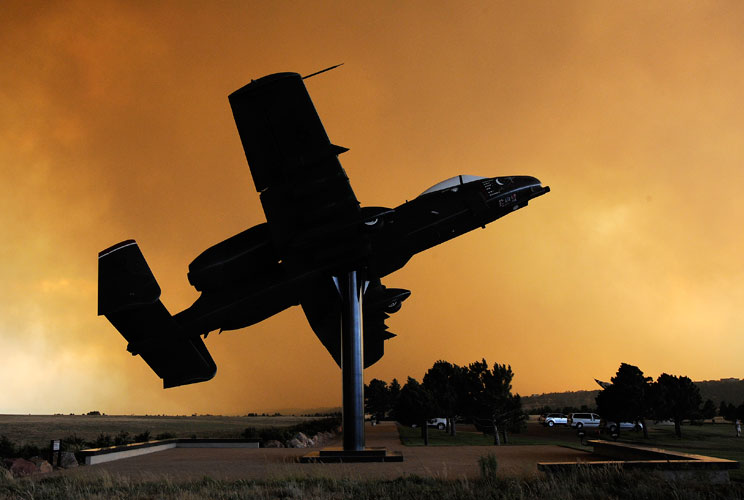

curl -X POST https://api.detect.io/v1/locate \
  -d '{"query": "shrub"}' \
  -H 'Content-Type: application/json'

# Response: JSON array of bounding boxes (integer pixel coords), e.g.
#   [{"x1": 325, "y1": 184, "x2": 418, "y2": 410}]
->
[
  {"x1": 133, "y1": 430, "x2": 151, "y2": 442},
  {"x1": 0, "y1": 436, "x2": 14, "y2": 458},
  {"x1": 61, "y1": 434, "x2": 86, "y2": 452},
  {"x1": 242, "y1": 427, "x2": 259, "y2": 439},
  {"x1": 92, "y1": 433, "x2": 113, "y2": 448},
  {"x1": 294, "y1": 417, "x2": 341, "y2": 436},
  {"x1": 242, "y1": 417, "x2": 341, "y2": 446},
  {"x1": 114, "y1": 431, "x2": 131, "y2": 446},
  {"x1": 478, "y1": 453, "x2": 498, "y2": 480},
  {"x1": 15, "y1": 443, "x2": 41, "y2": 460}
]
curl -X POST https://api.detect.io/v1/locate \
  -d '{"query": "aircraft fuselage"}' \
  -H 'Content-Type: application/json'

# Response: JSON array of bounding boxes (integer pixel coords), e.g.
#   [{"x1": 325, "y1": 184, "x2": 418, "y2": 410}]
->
[{"x1": 174, "y1": 174, "x2": 548, "y2": 336}]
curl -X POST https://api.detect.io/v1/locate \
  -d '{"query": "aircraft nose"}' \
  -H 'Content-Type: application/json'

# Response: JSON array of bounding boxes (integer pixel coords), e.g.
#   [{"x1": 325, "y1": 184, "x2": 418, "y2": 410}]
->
[
  {"x1": 492, "y1": 176, "x2": 550, "y2": 199},
  {"x1": 493, "y1": 176, "x2": 545, "y2": 189},
  {"x1": 512, "y1": 175, "x2": 541, "y2": 187},
  {"x1": 511, "y1": 176, "x2": 549, "y2": 194}
]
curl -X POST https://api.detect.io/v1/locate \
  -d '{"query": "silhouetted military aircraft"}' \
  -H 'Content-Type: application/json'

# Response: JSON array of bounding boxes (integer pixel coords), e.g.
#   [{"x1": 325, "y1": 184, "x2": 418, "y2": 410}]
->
[{"x1": 98, "y1": 72, "x2": 550, "y2": 389}]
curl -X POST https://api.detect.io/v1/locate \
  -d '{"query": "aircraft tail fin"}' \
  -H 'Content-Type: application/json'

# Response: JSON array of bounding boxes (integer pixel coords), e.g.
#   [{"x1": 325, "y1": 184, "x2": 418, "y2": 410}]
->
[{"x1": 98, "y1": 241, "x2": 217, "y2": 388}]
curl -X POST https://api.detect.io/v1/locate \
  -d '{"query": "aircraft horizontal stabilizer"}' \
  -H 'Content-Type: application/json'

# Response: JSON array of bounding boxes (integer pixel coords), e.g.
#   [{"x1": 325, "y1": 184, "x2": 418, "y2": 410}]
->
[{"x1": 98, "y1": 240, "x2": 216, "y2": 388}]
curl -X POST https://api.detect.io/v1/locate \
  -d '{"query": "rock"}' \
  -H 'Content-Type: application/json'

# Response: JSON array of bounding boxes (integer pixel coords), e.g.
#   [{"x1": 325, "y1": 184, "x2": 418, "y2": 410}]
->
[
  {"x1": 317, "y1": 431, "x2": 335, "y2": 445},
  {"x1": 1, "y1": 467, "x2": 13, "y2": 482},
  {"x1": 37, "y1": 461, "x2": 53, "y2": 474},
  {"x1": 9, "y1": 458, "x2": 37, "y2": 478},
  {"x1": 294, "y1": 432, "x2": 310, "y2": 445},
  {"x1": 287, "y1": 438, "x2": 304, "y2": 448},
  {"x1": 59, "y1": 452, "x2": 78, "y2": 468},
  {"x1": 29, "y1": 457, "x2": 53, "y2": 474},
  {"x1": 263, "y1": 440, "x2": 284, "y2": 448}
]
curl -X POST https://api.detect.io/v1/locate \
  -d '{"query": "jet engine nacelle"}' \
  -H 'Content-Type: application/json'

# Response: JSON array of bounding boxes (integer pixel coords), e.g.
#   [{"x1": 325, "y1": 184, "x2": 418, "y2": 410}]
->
[
  {"x1": 360, "y1": 206, "x2": 393, "y2": 231},
  {"x1": 187, "y1": 223, "x2": 280, "y2": 291}
]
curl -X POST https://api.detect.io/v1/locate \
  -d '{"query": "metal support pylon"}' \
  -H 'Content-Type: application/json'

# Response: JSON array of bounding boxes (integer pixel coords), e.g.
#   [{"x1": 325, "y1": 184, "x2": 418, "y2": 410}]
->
[
  {"x1": 339, "y1": 270, "x2": 364, "y2": 451},
  {"x1": 300, "y1": 271, "x2": 402, "y2": 462}
]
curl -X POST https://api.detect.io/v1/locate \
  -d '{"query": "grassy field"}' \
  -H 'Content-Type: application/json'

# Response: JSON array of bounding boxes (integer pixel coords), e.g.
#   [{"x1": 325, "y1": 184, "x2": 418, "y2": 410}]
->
[
  {"x1": 1, "y1": 468, "x2": 743, "y2": 499},
  {"x1": 0, "y1": 414, "x2": 315, "y2": 447},
  {"x1": 0, "y1": 418, "x2": 741, "y2": 497}
]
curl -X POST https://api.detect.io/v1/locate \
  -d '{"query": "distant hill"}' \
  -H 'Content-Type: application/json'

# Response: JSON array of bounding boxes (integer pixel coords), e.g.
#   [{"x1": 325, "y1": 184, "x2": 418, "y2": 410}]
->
[
  {"x1": 695, "y1": 378, "x2": 744, "y2": 406},
  {"x1": 522, "y1": 389, "x2": 599, "y2": 412},
  {"x1": 269, "y1": 407, "x2": 342, "y2": 416},
  {"x1": 521, "y1": 378, "x2": 744, "y2": 412}
]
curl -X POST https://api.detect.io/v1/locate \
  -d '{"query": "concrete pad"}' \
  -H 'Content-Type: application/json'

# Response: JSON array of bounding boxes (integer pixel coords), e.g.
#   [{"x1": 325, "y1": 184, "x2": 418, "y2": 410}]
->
[{"x1": 58, "y1": 422, "x2": 593, "y2": 481}]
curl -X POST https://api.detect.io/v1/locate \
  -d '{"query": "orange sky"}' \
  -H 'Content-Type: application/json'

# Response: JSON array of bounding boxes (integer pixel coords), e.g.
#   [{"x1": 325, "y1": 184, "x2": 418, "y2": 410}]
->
[{"x1": 1, "y1": 1, "x2": 743, "y2": 415}]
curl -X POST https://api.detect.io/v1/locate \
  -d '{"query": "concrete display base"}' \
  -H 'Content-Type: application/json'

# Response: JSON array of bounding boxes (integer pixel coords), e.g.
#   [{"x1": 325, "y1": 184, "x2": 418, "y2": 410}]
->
[
  {"x1": 538, "y1": 439, "x2": 739, "y2": 483},
  {"x1": 80, "y1": 438, "x2": 260, "y2": 465},
  {"x1": 300, "y1": 447, "x2": 403, "y2": 463}
]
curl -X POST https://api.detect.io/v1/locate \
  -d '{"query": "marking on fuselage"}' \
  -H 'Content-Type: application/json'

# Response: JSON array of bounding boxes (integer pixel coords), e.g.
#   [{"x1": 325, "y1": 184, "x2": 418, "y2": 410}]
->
[
  {"x1": 498, "y1": 193, "x2": 518, "y2": 207},
  {"x1": 482, "y1": 179, "x2": 500, "y2": 198}
]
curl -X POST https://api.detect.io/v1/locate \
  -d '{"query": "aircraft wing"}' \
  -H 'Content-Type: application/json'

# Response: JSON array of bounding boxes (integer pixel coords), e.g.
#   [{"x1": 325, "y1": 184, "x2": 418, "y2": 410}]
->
[
  {"x1": 301, "y1": 278, "x2": 410, "y2": 369},
  {"x1": 228, "y1": 73, "x2": 360, "y2": 267}
]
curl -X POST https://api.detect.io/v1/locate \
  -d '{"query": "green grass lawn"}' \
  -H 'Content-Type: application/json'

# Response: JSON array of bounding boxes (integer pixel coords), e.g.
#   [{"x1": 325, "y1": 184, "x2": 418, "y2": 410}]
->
[
  {"x1": 397, "y1": 421, "x2": 743, "y2": 480},
  {"x1": 613, "y1": 422, "x2": 744, "y2": 481},
  {"x1": 397, "y1": 425, "x2": 495, "y2": 446},
  {"x1": 396, "y1": 423, "x2": 591, "y2": 451}
]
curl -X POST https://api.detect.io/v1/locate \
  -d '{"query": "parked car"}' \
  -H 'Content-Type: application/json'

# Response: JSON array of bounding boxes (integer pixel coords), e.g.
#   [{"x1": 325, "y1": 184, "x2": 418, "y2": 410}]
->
[
  {"x1": 601, "y1": 420, "x2": 643, "y2": 433},
  {"x1": 427, "y1": 418, "x2": 447, "y2": 430},
  {"x1": 539, "y1": 413, "x2": 568, "y2": 427},
  {"x1": 411, "y1": 418, "x2": 447, "y2": 430},
  {"x1": 567, "y1": 413, "x2": 601, "y2": 428}
]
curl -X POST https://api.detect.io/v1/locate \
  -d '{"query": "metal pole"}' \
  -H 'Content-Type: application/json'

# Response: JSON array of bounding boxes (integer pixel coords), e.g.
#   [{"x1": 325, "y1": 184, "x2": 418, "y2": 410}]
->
[{"x1": 340, "y1": 270, "x2": 364, "y2": 451}]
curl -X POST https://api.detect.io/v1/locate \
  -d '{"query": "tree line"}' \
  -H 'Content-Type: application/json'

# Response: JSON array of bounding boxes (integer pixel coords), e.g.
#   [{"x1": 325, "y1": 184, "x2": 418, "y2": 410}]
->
[
  {"x1": 364, "y1": 359, "x2": 524, "y2": 445},
  {"x1": 596, "y1": 363, "x2": 744, "y2": 438},
  {"x1": 367, "y1": 360, "x2": 744, "y2": 444}
]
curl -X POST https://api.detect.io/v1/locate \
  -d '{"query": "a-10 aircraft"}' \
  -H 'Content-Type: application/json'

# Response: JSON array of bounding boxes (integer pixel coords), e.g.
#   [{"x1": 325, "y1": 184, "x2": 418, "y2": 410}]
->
[{"x1": 98, "y1": 71, "x2": 550, "y2": 389}]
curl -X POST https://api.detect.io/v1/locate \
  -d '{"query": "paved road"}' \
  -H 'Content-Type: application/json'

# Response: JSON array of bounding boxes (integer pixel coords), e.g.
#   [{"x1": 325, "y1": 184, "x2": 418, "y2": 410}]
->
[{"x1": 59, "y1": 422, "x2": 594, "y2": 481}]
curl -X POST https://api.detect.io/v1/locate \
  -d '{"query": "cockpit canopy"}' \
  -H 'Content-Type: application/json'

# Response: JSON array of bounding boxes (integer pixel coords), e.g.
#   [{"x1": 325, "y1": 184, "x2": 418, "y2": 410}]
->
[{"x1": 418, "y1": 175, "x2": 486, "y2": 197}]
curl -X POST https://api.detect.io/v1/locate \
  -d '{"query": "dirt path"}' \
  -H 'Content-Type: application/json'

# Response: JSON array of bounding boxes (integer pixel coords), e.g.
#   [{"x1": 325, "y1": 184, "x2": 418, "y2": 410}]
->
[{"x1": 56, "y1": 422, "x2": 593, "y2": 481}]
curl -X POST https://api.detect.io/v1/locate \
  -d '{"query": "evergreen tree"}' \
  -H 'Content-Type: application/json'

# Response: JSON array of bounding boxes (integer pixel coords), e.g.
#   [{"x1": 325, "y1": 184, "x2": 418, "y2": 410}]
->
[
  {"x1": 595, "y1": 363, "x2": 651, "y2": 438},
  {"x1": 364, "y1": 378, "x2": 391, "y2": 422},
  {"x1": 423, "y1": 360, "x2": 466, "y2": 436},
  {"x1": 463, "y1": 360, "x2": 524, "y2": 445},
  {"x1": 394, "y1": 377, "x2": 440, "y2": 445},
  {"x1": 701, "y1": 399, "x2": 717, "y2": 422},
  {"x1": 720, "y1": 401, "x2": 737, "y2": 421},
  {"x1": 650, "y1": 373, "x2": 702, "y2": 438}
]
